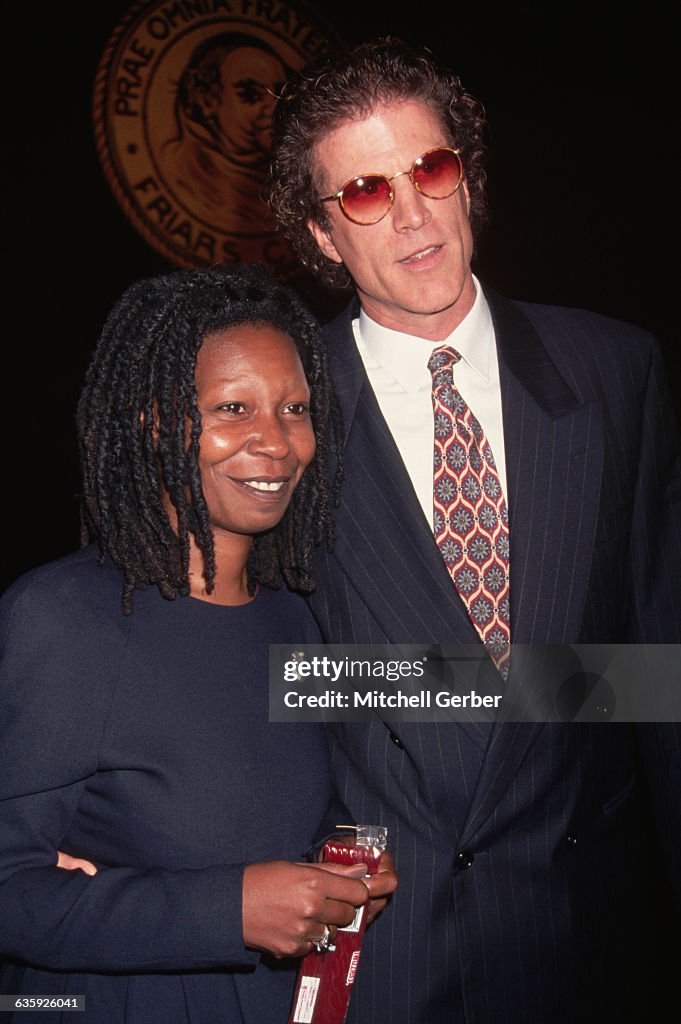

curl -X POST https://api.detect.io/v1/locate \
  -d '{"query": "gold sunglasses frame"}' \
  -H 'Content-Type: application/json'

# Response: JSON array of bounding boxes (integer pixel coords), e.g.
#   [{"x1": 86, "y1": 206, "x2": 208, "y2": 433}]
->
[{"x1": 320, "y1": 147, "x2": 463, "y2": 225}]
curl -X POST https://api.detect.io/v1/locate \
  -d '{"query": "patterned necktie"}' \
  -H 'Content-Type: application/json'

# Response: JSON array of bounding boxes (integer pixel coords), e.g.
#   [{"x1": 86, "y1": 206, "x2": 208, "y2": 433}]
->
[{"x1": 428, "y1": 346, "x2": 511, "y2": 676}]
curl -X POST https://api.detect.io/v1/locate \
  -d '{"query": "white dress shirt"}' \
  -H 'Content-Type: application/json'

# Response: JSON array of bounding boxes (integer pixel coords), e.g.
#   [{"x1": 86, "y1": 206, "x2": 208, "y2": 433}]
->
[{"x1": 352, "y1": 276, "x2": 508, "y2": 527}]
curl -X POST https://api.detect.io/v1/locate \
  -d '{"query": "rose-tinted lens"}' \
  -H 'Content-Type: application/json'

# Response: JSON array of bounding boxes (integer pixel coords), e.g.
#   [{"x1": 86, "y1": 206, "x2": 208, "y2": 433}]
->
[
  {"x1": 412, "y1": 149, "x2": 462, "y2": 199},
  {"x1": 340, "y1": 175, "x2": 393, "y2": 224}
]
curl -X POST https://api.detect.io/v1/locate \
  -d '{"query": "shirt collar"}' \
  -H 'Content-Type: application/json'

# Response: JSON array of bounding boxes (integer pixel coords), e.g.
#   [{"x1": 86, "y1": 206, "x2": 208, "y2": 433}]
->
[{"x1": 356, "y1": 275, "x2": 495, "y2": 392}]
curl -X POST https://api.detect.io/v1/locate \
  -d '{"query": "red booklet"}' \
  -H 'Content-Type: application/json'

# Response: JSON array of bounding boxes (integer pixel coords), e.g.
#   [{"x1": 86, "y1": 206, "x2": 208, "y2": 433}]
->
[{"x1": 288, "y1": 825, "x2": 387, "y2": 1024}]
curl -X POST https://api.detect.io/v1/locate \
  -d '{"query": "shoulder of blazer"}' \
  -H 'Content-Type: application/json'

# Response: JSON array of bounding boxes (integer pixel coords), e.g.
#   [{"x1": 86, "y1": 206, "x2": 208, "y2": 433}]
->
[
  {"x1": 484, "y1": 285, "x2": 661, "y2": 402},
  {"x1": 321, "y1": 299, "x2": 360, "y2": 366}
]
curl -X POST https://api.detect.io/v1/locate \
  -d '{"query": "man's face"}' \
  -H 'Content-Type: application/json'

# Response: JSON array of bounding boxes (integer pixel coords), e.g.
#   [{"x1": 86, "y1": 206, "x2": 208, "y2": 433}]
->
[{"x1": 308, "y1": 100, "x2": 476, "y2": 341}]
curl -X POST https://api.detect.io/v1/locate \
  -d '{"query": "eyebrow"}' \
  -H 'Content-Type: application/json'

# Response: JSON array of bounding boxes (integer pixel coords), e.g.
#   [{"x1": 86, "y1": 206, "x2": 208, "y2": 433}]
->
[{"x1": 233, "y1": 77, "x2": 266, "y2": 103}]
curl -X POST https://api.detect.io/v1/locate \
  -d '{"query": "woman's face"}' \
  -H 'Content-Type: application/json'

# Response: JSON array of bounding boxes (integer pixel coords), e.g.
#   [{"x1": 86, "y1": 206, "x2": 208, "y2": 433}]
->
[{"x1": 194, "y1": 323, "x2": 316, "y2": 543}]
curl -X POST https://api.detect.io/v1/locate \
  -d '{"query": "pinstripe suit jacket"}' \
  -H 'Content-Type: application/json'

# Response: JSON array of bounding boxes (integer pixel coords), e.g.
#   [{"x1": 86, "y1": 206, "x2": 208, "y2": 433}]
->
[{"x1": 308, "y1": 288, "x2": 681, "y2": 1023}]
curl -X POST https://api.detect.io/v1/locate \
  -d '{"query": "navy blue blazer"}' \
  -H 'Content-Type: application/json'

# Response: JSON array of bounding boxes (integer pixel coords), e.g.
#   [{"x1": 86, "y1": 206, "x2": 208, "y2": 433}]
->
[
  {"x1": 0, "y1": 549, "x2": 345, "y2": 1024},
  {"x1": 307, "y1": 288, "x2": 681, "y2": 1023}
]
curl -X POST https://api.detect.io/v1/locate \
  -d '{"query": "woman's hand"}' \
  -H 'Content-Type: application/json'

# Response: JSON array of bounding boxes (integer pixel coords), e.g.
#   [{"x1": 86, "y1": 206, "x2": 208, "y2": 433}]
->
[
  {"x1": 242, "y1": 860, "x2": 370, "y2": 958},
  {"x1": 56, "y1": 851, "x2": 98, "y2": 876},
  {"x1": 364, "y1": 849, "x2": 398, "y2": 925},
  {"x1": 56, "y1": 847, "x2": 396, "y2": 952}
]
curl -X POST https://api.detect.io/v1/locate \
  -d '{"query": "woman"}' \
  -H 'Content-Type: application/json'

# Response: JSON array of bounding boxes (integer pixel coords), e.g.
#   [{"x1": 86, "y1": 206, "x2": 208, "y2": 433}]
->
[{"x1": 0, "y1": 264, "x2": 395, "y2": 1023}]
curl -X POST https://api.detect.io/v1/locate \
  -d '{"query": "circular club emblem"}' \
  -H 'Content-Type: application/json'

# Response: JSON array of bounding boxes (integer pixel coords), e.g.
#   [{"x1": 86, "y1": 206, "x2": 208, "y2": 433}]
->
[{"x1": 93, "y1": 0, "x2": 343, "y2": 276}]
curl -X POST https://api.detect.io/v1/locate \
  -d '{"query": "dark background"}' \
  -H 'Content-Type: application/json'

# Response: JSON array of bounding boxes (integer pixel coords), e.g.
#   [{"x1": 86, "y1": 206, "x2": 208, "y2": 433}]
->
[{"x1": 3, "y1": 2, "x2": 678, "y2": 593}]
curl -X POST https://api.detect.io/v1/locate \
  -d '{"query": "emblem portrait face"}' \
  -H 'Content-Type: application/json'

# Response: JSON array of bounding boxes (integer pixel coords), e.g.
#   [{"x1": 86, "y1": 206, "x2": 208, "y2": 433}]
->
[
  {"x1": 208, "y1": 45, "x2": 286, "y2": 159},
  {"x1": 155, "y1": 34, "x2": 290, "y2": 235},
  {"x1": 94, "y1": 2, "x2": 342, "y2": 270}
]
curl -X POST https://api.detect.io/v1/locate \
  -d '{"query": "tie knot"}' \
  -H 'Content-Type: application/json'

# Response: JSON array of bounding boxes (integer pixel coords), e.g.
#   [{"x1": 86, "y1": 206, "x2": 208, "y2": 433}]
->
[
  {"x1": 428, "y1": 345, "x2": 461, "y2": 373},
  {"x1": 428, "y1": 346, "x2": 461, "y2": 388}
]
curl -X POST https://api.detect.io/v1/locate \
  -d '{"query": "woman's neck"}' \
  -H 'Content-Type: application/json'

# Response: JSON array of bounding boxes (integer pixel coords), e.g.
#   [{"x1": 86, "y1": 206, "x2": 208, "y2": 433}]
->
[{"x1": 187, "y1": 534, "x2": 255, "y2": 606}]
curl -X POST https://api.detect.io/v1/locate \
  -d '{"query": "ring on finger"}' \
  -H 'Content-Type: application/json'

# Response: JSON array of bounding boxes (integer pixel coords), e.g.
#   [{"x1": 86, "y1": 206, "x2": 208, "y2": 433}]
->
[{"x1": 311, "y1": 924, "x2": 333, "y2": 953}]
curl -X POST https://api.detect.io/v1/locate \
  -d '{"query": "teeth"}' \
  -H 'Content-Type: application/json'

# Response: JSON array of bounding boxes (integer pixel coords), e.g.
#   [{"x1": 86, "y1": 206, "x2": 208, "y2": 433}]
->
[
  {"x1": 401, "y1": 246, "x2": 438, "y2": 263},
  {"x1": 244, "y1": 480, "x2": 285, "y2": 491}
]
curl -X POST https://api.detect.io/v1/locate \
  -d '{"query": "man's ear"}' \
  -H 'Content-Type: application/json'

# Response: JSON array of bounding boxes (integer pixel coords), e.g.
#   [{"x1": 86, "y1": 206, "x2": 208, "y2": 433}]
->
[
  {"x1": 462, "y1": 179, "x2": 471, "y2": 215},
  {"x1": 307, "y1": 218, "x2": 344, "y2": 265}
]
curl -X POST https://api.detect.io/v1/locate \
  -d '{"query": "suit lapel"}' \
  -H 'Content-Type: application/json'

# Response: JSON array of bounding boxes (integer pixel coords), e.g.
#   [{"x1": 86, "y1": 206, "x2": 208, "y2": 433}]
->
[
  {"x1": 324, "y1": 304, "x2": 492, "y2": 750},
  {"x1": 455, "y1": 290, "x2": 605, "y2": 846},
  {"x1": 322, "y1": 292, "x2": 606, "y2": 829},
  {"x1": 326, "y1": 294, "x2": 604, "y2": 648},
  {"x1": 326, "y1": 302, "x2": 482, "y2": 647},
  {"x1": 489, "y1": 290, "x2": 604, "y2": 646}
]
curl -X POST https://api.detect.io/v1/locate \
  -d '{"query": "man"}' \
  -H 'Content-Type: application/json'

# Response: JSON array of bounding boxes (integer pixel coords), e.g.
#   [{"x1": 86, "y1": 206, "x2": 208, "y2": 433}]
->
[{"x1": 269, "y1": 36, "x2": 681, "y2": 1023}]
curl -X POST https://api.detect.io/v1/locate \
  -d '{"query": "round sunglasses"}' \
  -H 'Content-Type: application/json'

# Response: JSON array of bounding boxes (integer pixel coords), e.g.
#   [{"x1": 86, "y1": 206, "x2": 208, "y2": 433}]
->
[{"x1": 320, "y1": 147, "x2": 463, "y2": 225}]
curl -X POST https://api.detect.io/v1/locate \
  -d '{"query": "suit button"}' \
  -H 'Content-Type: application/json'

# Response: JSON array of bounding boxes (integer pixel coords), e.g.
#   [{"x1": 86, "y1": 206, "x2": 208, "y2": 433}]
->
[
  {"x1": 567, "y1": 834, "x2": 577, "y2": 847},
  {"x1": 455, "y1": 851, "x2": 474, "y2": 869},
  {"x1": 389, "y1": 732, "x2": 404, "y2": 749}
]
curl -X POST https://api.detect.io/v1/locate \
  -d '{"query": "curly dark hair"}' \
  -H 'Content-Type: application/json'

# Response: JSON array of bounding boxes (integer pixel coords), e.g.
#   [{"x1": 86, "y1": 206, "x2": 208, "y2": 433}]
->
[
  {"x1": 77, "y1": 262, "x2": 343, "y2": 614},
  {"x1": 268, "y1": 36, "x2": 489, "y2": 290}
]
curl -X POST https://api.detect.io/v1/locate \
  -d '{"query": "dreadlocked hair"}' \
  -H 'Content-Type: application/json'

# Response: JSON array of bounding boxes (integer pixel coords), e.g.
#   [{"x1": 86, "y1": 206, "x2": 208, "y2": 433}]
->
[{"x1": 77, "y1": 262, "x2": 343, "y2": 614}]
